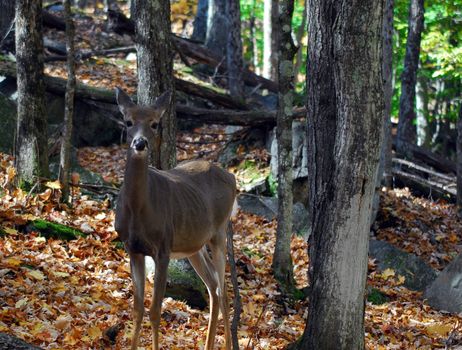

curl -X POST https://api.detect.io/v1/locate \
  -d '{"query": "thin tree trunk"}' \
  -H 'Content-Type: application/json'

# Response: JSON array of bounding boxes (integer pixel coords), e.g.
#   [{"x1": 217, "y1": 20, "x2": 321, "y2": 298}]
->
[
  {"x1": 226, "y1": 0, "x2": 244, "y2": 100},
  {"x1": 263, "y1": 0, "x2": 278, "y2": 81},
  {"x1": 205, "y1": 0, "x2": 227, "y2": 58},
  {"x1": 0, "y1": 0, "x2": 15, "y2": 46},
  {"x1": 416, "y1": 72, "x2": 429, "y2": 147},
  {"x1": 293, "y1": 0, "x2": 307, "y2": 84},
  {"x1": 272, "y1": 0, "x2": 296, "y2": 296},
  {"x1": 191, "y1": 0, "x2": 208, "y2": 42},
  {"x1": 457, "y1": 103, "x2": 462, "y2": 218},
  {"x1": 300, "y1": 0, "x2": 384, "y2": 348},
  {"x1": 59, "y1": 0, "x2": 76, "y2": 202},
  {"x1": 15, "y1": 0, "x2": 49, "y2": 185},
  {"x1": 133, "y1": 0, "x2": 176, "y2": 170},
  {"x1": 249, "y1": 0, "x2": 259, "y2": 73},
  {"x1": 396, "y1": 0, "x2": 425, "y2": 154}
]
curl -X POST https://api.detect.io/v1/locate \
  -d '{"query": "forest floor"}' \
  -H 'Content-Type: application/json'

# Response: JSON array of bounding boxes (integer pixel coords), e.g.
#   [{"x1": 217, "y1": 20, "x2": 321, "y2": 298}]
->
[{"x1": 1, "y1": 136, "x2": 462, "y2": 349}]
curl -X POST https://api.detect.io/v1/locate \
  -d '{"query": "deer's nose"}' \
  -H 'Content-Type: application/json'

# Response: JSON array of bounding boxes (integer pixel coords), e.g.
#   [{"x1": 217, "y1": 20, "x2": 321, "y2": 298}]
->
[{"x1": 132, "y1": 137, "x2": 148, "y2": 152}]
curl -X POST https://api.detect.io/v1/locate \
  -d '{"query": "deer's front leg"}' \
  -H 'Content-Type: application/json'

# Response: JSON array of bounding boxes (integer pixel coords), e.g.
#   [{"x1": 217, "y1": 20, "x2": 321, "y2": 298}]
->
[
  {"x1": 150, "y1": 254, "x2": 169, "y2": 350},
  {"x1": 130, "y1": 253, "x2": 146, "y2": 350}
]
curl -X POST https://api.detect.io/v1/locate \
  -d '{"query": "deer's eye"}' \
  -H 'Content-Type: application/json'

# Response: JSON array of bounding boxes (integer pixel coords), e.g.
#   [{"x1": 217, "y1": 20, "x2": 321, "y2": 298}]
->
[
  {"x1": 126, "y1": 120, "x2": 133, "y2": 128},
  {"x1": 151, "y1": 122, "x2": 158, "y2": 130}
]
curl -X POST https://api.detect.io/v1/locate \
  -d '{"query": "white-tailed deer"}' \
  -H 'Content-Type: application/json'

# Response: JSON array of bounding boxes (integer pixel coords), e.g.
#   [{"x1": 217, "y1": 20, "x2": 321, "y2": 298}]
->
[{"x1": 114, "y1": 88, "x2": 236, "y2": 350}]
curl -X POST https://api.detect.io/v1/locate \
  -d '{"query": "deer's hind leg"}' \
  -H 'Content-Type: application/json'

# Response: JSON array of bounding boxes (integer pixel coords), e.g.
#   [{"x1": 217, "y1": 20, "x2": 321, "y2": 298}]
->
[
  {"x1": 209, "y1": 227, "x2": 232, "y2": 350},
  {"x1": 129, "y1": 253, "x2": 146, "y2": 350},
  {"x1": 188, "y1": 247, "x2": 220, "y2": 350}
]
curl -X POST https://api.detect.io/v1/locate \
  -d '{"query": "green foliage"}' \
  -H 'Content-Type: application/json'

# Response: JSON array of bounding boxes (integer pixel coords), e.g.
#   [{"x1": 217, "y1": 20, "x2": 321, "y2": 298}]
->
[
  {"x1": 392, "y1": 0, "x2": 461, "y2": 128},
  {"x1": 367, "y1": 288, "x2": 389, "y2": 305},
  {"x1": 267, "y1": 172, "x2": 278, "y2": 197},
  {"x1": 28, "y1": 219, "x2": 85, "y2": 240}
]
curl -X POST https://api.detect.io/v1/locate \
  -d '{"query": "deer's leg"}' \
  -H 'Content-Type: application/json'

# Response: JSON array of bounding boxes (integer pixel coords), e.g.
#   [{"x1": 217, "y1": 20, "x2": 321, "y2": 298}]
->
[
  {"x1": 149, "y1": 254, "x2": 169, "y2": 350},
  {"x1": 188, "y1": 248, "x2": 220, "y2": 350},
  {"x1": 130, "y1": 253, "x2": 146, "y2": 350},
  {"x1": 210, "y1": 231, "x2": 232, "y2": 350}
]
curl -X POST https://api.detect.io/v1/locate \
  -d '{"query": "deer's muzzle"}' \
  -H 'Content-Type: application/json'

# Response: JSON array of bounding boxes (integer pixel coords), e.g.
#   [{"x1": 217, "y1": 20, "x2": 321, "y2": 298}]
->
[{"x1": 132, "y1": 137, "x2": 148, "y2": 152}]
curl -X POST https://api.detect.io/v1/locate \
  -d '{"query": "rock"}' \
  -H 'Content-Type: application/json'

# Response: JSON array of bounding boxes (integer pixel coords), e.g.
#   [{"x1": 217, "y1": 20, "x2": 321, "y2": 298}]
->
[
  {"x1": 0, "y1": 333, "x2": 42, "y2": 350},
  {"x1": 145, "y1": 257, "x2": 207, "y2": 310},
  {"x1": 369, "y1": 240, "x2": 438, "y2": 291},
  {"x1": 270, "y1": 121, "x2": 308, "y2": 180},
  {"x1": 237, "y1": 194, "x2": 310, "y2": 236},
  {"x1": 0, "y1": 92, "x2": 16, "y2": 154},
  {"x1": 424, "y1": 252, "x2": 462, "y2": 313}
]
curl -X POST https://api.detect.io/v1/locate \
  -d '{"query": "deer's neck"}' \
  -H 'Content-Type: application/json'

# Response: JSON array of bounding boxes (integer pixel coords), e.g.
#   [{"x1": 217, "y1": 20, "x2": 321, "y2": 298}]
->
[{"x1": 123, "y1": 152, "x2": 150, "y2": 208}]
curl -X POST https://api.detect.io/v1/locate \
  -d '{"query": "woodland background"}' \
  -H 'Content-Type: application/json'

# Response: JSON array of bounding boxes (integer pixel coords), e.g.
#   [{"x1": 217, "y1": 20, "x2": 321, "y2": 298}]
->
[{"x1": 0, "y1": 0, "x2": 461, "y2": 349}]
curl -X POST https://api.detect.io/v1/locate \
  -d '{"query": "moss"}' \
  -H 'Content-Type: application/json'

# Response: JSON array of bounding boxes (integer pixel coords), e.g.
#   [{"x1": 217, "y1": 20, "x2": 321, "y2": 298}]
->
[
  {"x1": 28, "y1": 219, "x2": 85, "y2": 240},
  {"x1": 367, "y1": 288, "x2": 389, "y2": 305},
  {"x1": 0, "y1": 227, "x2": 6, "y2": 237}
]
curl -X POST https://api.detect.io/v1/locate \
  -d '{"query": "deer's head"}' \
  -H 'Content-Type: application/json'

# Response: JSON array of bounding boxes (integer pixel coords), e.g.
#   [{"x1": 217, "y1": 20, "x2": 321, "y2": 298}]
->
[{"x1": 115, "y1": 87, "x2": 171, "y2": 156}]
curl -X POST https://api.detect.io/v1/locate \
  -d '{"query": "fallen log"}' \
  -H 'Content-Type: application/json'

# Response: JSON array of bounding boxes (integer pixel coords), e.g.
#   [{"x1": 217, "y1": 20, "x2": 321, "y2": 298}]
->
[
  {"x1": 43, "y1": 10, "x2": 66, "y2": 31},
  {"x1": 0, "y1": 59, "x2": 305, "y2": 126},
  {"x1": 392, "y1": 168, "x2": 456, "y2": 202},
  {"x1": 392, "y1": 138, "x2": 456, "y2": 174},
  {"x1": 392, "y1": 158, "x2": 456, "y2": 182},
  {"x1": 106, "y1": 10, "x2": 278, "y2": 93},
  {"x1": 1, "y1": 59, "x2": 246, "y2": 109}
]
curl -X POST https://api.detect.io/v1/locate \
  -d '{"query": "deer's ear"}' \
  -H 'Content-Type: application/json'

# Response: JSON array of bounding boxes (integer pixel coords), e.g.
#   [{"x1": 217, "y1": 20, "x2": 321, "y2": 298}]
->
[
  {"x1": 153, "y1": 90, "x2": 172, "y2": 119},
  {"x1": 115, "y1": 87, "x2": 135, "y2": 117}
]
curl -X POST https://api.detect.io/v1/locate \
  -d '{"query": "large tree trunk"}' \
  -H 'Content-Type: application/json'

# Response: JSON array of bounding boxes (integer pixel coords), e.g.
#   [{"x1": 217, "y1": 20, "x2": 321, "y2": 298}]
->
[
  {"x1": 262, "y1": 0, "x2": 278, "y2": 81},
  {"x1": 59, "y1": 0, "x2": 76, "y2": 202},
  {"x1": 15, "y1": 0, "x2": 49, "y2": 185},
  {"x1": 300, "y1": 0, "x2": 384, "y2": 348},
  {"x1": 272, "y1": 0, "x2": 296, "y2": 296},
  {"x1": 133, "y1": 0, "x2": 176, "y2": 170},
  {"x1": 396, "y1": 0, "x2": 425, "y2": 154},
  {"x1": 205, "y1": 0, "x2": 227, "y2": 58},
  {"x1": 226, "y1": 0, "x2": 244, "y2": 100},
  {"x1": 191, "y1": 0, "x2": 208, "y2": 42}
]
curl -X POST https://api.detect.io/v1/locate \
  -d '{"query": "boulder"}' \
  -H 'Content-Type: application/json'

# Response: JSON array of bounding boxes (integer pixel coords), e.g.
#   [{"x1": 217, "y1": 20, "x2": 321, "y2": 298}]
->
[
  {"x1": 237, "y1": 194, "x2": 310, "y2": 236},
  {"x1": 424, "y1": 252, "x2": 462, "y2": 313},
  {"x1": 145, "y1": 257, "x2": 207, "y2": 310},
  {"x1": 369, "y1": 239, "x2": 438, "y2": 291},
  {"x1": 0, "y1": 333, "x2": 42, "y2": 350},
  {"x1": 0, "y1": 93, "x2": 16, "y2": 154}
]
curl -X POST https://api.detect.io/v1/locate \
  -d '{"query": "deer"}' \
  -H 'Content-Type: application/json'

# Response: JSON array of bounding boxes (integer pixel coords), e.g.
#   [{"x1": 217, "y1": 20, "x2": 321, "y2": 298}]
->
[{"x1": 114, "y1": 87, "x2": 237, "y2": 350}]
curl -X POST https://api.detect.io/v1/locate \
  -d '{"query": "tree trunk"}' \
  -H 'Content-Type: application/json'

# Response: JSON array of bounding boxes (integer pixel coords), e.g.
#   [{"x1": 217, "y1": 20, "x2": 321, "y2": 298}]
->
[
  {"x1": 15, "y1": 0, "x2": 49, "y2": 185},
  {"x1": 132, "y1": 0, "x2": 176, "y2": 170},
  {"x1": 396, "y1": 0, "x2": 425, "y2": 154},
  {"x1": 458, "y1": 103, "x2": 462, "y2": 218},
  {"x1": 416, "y1": 72, "x2": 430, "y2": 147},
  {"x1": 262, "y1": 0, "x2": 278, "y2": 81},
  {"x1": 0, "y1": 0, "x2": 14, "y2": 46},
  {"x1": 272, "y1": 0, "x2": 296, "y2": 296},
  {"x1": 191, "y1": 0, "x2": 208, "y2": 42},
  {"x1": 226, "y1": 0, "x2": 244, "y2": 100},
  {"x1": 249, "y1": 1, "x2": 259, "y2": 74},
  {"x1": 205, "y1": 0, "x2": 227, "y2": 58},
  {"x1": 293, "y1": 0, "x2": 307, "y2": 84},
  {"x1": 59, "y1": 0, "x2": 76, "y2": 202},
  {"x1": 300, "y1": 0, "x2": 384, "y2": 348},
  {"x1": 372, "y1": 0, "x2": 394, "y2": 224}
]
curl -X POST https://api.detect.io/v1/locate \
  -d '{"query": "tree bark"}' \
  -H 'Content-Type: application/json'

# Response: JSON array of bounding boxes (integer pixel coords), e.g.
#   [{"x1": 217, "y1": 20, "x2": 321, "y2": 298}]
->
[
  {"x1": 59, "y1": 0, "x2": 76, "y2": 202},
  {"x1": 205, "y1": 0, "x2": 227, "y2": 58},
  {"x1": 226, "y1": 0, "x2": 244, "y2": 100},
  {"x1": 15, "y1": 0, "x2": 49, "y2": 185},
  {"x1": 457, "y1": 103, "x2": 462, "y2": 218},
  {"x1": 191, "y1": 0, "x2": 208, "y2": 42},
  {"x1": 133, "y1": 0, "x2": 176, "y2": 170},
  {"x1": 262, "y1": 0, "x2": 278, "y2": 81},
  {"x1": 272, "y1": 0, "x2": 296, "y2": 296},
  {"x1": 416, "y1": 72, "x2": 430, "y2": 147},
  {"x1": 396, "y1": 0, "x2": 425, "y2": 153},
  {"x1": 300, "y1": 0, "x2": 384, "y2": 348}
]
